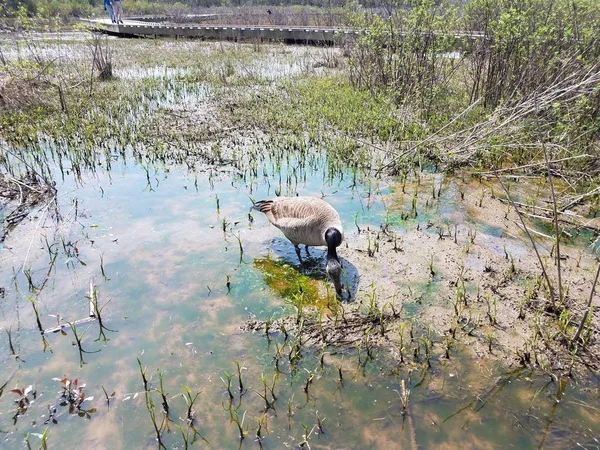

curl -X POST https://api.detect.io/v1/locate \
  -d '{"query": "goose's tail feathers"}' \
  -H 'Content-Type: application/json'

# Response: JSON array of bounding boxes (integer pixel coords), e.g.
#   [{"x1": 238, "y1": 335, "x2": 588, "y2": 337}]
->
[{"x1": 252, "y1": 200, "x2": 273, "y2": 213}]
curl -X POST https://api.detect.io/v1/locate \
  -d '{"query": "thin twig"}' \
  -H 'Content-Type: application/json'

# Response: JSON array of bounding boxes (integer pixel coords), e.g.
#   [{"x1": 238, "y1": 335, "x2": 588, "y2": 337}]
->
[
  {"x1": 561, "y1": 186, "x2": 600, "y2": 211},
  {"x1": 542, "y1": 141, "x2": 563, "y2": 303},
  {"x1": 494, "y1": 170, "x2": 556, "y2": 309},
  {"x1": 571, "y1": 261, "x2": 600, "y2": 345},
  {"x1": 477, "y1": 154, "x2": 591, "y2": 175}
]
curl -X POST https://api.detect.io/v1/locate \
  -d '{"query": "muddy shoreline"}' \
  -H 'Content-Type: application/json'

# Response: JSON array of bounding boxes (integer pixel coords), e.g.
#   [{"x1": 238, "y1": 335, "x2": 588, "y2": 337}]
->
[
  {"x1": 240, "y1": 160, "x2": 600, "y2": 378},
  {"x1": 123, "y1": 92, "x2": 600, "y2": 378}
]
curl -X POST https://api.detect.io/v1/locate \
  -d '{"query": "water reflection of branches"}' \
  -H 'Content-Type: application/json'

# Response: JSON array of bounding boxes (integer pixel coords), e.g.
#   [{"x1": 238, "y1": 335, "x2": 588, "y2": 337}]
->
[{"x1": 442, "y1": 367, "x2": 527, "y2": 430}]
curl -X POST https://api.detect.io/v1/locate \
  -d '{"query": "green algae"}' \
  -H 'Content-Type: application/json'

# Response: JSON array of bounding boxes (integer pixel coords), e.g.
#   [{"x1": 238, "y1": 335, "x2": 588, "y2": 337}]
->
[{"x1": 254, "y1": 256, "x2": 335, "y2": 309}]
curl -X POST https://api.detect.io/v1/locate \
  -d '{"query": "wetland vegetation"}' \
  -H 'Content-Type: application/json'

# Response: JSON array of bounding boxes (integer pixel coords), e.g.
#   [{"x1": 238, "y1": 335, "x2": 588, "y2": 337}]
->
[{"x1": 1, "y1": 0, "x2": 600, "y2": 448}]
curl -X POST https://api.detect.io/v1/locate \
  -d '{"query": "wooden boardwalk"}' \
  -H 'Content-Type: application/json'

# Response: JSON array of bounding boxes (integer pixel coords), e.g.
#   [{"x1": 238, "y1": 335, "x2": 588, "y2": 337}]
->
[{"x1": 81, "y1": 18, "x2": 358, "y2": 45}]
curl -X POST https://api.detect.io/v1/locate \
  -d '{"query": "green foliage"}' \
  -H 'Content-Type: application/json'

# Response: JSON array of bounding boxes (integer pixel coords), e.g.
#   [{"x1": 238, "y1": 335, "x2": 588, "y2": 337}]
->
[
  {"x1": 0, "y1": 0, "x2": 349, "y2": 20},
  {"x1": 348, "y1": 0, "x2": 459, "y2": 117},
  {"x1": 464, "y1": 0, "x2": 600, "y2": 108},
  {"x1": 347, "y1": 0, "x2": 600, "y2": 112},
  {"x1": 0, "y1": 0, "x2": 95, "y2": 21},
  {"x1": 2, "y1": 0, "x2": 599, "y2": 184},
  {"x1": 341, "y1": 0, "x2": 600, "y2": 176},
  {"x1": 291, "y1": 76, "x2": 399, "y2": 139}
]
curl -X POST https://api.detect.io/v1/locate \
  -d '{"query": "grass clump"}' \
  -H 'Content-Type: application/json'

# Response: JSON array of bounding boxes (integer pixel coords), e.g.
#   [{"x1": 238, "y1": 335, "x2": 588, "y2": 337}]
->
[{"x1": 228, "y1": 74, "x2": 421, "y2": 170}]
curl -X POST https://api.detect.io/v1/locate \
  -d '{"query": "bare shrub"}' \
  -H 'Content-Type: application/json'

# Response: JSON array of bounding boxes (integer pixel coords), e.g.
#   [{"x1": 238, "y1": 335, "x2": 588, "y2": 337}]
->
[
  {"x1": 347, "y1": 1, "x2": 459, "y2": 119},
  {"x1": 346, "y1": 0, "x2": 600, "y2": 178},
  {"x1": 0, "y1": 172, "x2": 56, "y2": 243},
  {"x1": 90, "y1": 34, "x2": 113, "y2": 81},
  {"x1": 463, "y1": 0, "x2": 600, "y2": 109}
]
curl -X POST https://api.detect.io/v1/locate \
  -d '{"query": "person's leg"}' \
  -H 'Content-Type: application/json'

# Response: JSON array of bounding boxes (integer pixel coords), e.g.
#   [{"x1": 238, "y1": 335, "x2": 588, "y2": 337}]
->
[
  {"x1": 107, "y1": 3, "x2": 114, "y2": 22},
  {"x1": 113, "y1": 2, "x2": 122, "y2": 23}
]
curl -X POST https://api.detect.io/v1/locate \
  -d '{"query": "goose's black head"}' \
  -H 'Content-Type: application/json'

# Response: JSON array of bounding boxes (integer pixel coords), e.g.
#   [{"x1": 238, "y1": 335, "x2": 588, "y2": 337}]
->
[
  {"x1": 325, "y1": 227, "x2": 343, "y2": 249},
  {"x1": 325, "y1": 227, "x2": 343, "y2": 297}
]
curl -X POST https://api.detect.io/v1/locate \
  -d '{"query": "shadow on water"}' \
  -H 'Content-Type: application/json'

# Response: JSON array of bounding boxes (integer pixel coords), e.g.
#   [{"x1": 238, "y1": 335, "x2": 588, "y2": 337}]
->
[{"x1": 259, "y1": 236, "x2": 360, "y2": 302}]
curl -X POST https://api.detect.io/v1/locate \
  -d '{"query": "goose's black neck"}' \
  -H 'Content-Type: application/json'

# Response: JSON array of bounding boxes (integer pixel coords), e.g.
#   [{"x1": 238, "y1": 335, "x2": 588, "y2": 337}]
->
[{"x1": 325, "y1": 227, "x2": 342, "y2": 260}]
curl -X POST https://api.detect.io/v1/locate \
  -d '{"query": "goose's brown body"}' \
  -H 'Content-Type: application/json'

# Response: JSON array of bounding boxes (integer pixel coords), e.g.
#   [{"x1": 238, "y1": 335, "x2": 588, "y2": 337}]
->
[{"x1": 254, "y1": 196, "x2": 343, "y2": 247}]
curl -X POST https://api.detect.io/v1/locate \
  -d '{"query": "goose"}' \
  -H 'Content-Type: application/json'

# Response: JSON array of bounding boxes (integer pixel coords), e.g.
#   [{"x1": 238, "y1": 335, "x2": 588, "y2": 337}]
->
[{"x1": 253, "y1": 196, "x2": 344, "y2": 297}]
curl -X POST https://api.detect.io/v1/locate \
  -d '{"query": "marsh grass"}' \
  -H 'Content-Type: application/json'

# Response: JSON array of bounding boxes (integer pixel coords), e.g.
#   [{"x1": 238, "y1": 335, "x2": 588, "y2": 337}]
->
[
  {"x1": 227, "y1": 75, "x2": 401, "y2": 172},
  {"x1": 69, "y1": 321, "x2": 100, "y2": 367},
  {"x1": 1, "y1": 39, "x2": 275, "y2": 182}
]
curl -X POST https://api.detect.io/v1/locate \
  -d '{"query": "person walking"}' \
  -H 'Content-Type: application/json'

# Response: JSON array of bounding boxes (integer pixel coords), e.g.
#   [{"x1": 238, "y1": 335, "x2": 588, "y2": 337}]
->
[
  {"x1": 103, "y1": 0, "x2": 114, "y2": 23},
  {"x1": 111, "y1": 0, "x2": 124, "y2": 24}
]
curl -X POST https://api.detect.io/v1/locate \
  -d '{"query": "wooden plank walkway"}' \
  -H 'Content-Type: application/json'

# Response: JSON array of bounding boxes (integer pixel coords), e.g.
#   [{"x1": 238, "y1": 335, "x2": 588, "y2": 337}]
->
[{"x1": 80, "y1": 18, "x2": 358, "y2": 45}]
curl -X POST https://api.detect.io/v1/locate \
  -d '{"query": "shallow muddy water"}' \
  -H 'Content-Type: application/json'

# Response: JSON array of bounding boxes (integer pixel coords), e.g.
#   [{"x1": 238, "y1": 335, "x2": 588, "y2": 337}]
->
[
  {"x1": 2, "y1": 151, "x2": 598, "y2": 449},
  {"x1": 1, "y1": 38, "x2": 599, "y2": 450}
]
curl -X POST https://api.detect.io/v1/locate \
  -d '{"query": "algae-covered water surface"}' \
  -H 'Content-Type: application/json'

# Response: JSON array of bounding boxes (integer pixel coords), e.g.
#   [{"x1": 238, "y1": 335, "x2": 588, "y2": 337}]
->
[{"x1": 0, "y1": 34, "x2": 599, "y2": 449}]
